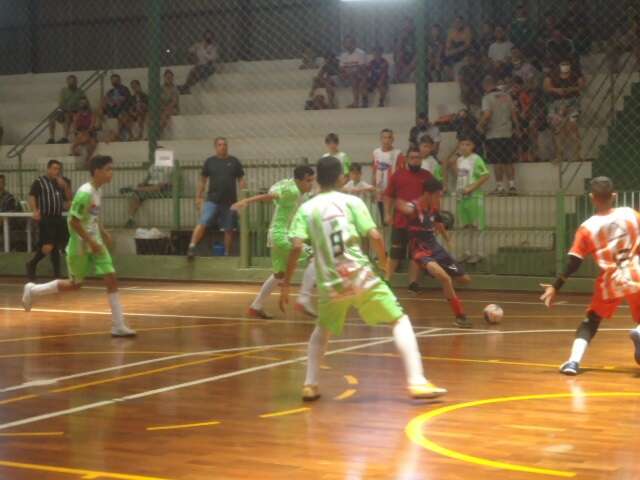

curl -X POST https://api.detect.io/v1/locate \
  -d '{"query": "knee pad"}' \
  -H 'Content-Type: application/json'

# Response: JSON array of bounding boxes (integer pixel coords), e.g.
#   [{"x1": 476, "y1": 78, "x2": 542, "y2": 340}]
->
[{"x1": 576, "y1": 311, "x2": 601, "y2": 343}]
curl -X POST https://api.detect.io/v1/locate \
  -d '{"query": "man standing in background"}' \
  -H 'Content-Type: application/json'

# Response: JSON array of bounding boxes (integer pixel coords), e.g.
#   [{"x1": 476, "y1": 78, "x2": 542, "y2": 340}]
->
[
  {"x1": 26, "y1": 160, "x2": 72, "y2": 281},
  {"x1": 188, "y1": 137, "x2": 245, "y2": 259}
]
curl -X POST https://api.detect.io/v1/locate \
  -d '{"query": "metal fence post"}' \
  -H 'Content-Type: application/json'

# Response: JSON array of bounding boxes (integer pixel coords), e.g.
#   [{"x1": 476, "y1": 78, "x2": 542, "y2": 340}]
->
[
  {"x1": 239, "y1": 190, "x2": 250, "y2": 268},
  {"x1": 172, "y1": 160, "x2": 181, "y2": 231},
  {"x1": 555, "y1": 191, "x2": 567, "y2": 276},
  {"x1": 147, "y1": 0, "x2": 164, "y2": 165},
  {"x1": 415, "y1": 0, "x2": 428, "y2": 118}
]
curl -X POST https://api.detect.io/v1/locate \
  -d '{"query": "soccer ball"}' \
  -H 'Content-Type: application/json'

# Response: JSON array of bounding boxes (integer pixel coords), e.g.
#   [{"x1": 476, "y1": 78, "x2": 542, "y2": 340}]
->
[{"x1": 484, "y1": 304, "x2": 503, "y2": 324}]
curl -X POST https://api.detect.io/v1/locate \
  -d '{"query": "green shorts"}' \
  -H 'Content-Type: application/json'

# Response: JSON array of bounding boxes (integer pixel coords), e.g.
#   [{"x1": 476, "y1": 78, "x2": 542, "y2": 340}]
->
[
  {"x1": 317, "y1": 281, "x2": 404, "y2": 335},
  {"x1": 270, "y1": 235, "x2": 311, "y2": 274},
  {"x1": 457, "y1": 196, "x2": 486, "y2": 229},
  {"x1": 67, "y1": 250, "x2": 115, "y2": 282}
]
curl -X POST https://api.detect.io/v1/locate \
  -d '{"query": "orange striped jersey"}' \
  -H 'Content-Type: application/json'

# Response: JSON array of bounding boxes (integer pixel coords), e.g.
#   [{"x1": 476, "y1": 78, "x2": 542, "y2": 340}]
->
[{"x1": 570, "y1": 207, "x2": 640, "y2": 299}]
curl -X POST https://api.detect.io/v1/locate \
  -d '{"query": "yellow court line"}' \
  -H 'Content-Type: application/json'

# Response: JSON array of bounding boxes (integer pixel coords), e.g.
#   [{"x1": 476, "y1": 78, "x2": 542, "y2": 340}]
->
[
  {"x1": 260, "y1": 407, "x2": 310, "y2": 418},
  {"x1": 0, "y1": 351, "x2": 188, "y2": 360},
  {"x1": 0, "y1": 394, "x2": 38, "y2": 406},
  {"x1": 406, "y1": 392, "x2": 640, "y2": 478},
  {"x1": 334, "y1": 389, "x2": 357, "y2": 401},
  {"x1": 344, "y1": 375, "x2": 359, "y2": 385},
  {"x1": 50, "y1": 349, "x2": 265, "y2": 394},
  {"x1": 244, "y1": 354, "x2": 282, "y2": 361},
  {"x1": 507, "y1": 424, "x2": 567, "y2": 433},
  {"x1": 146, "y1": 420, "x2": 220, "y2": 432},
  {"x1": 0, "y1": 459, "x2": 172, "y2": 479},
  {"x1": 0, "y1": 432, "x2": 64, "y2": 437}
]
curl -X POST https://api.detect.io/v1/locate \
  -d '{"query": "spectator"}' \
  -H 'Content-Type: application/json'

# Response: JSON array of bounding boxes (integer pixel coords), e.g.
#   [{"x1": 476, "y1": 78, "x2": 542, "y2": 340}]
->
[
  {"x1": 126, "y1": 80, "x2": 148, "y2": 141},
  {"x1": 394, "y1": 17, "x2": 417, "y2": 83},
  {"x1": 452, "y1": 108, "x2": 485, "y2": 157},
  {"x1": 478, "y1": 20, "x2": 495, "y2": 56},
  {"x1": 478, "y1": 75, "x2": 521, "y2": 195},
  {"x1": 458, "y1": 49, "x2": 488, "y2": 111},
  {"x1": 607, "y1": 14, "x2": 640, "y2": 73},
  {"x1": 511, "y1": 76, "x2": 536, "y2": 162},
  {"x1": 427, "y1": 24, "x2": 446, "y2": 82},
  {"x1": 70, "y1": 97, "x2": 98, "y2": 165},
  {"x1": 47, "y1": 75, "x2": 86, "y2": 145},
  {"x1": 160, "y1": 70, "x2": 180, "y2": 135},
  {"x1": 419, "y1": 135, "x2": 443, "y2": 181},
  {"x1": 488, "y1": 25, "x2": 514, "y2": 78},
  {"x1": 0, "y1": 174, "x2": 19, "y2": 212},
  {"x1": 372, "y1": 128, "x2": 405, "y2": 222},
  {"x1": 121, "y1": 163, "x2": 173, "y2": 228},
  {"x1": 339, "y1": 35, "x2": 368, "y2": 108},
  {"x1": 509, "y1": 4, "x2": 537, "y2": 57},
  {"x1": 544, "y1": 59, "x2": 585, "y2": 163},
  {"x1": 384, "y1": 147, "x2": 433, "y2": 293},
  {"x1": 444, "y1": 16, "x2": 473, "y2": 80},
  {"x1": 365, "y1": 46, "x2": 389, "y2": 108},
  {"x1": 323, "y1": 133, "x2": 352, "y2": 176},
  {"x1": 343, "y1": 163, "x2": 375, "y2": 198},
  {"x1": 307, "y1": 52, "x2": 339, "y2": 109},
  {"x1": 545, "y1": 27, "x2": 576, "y2": 68},
  {"x1": 408, "y1": 112, "x2": 441, "y2": 154},
  {"x1": 559, "y1": 0, "x2": 592, "y2": 55},
  {"x1": 187, "y1": 137, "x2": 245, "y2": 259},
  {"x1": 178, "y1": 30, "x2": 218, "y2": 94},
  {"x1": 101, "y1": 73, "x2": 131, "y2": 142},
  {"x1": 510, "y1": 47, "x2": 540, "y2": 89},
  {"x1": 26, "y1": 160, "x2": 72, "y2": 281},
  {"x1": 299, "y1": 42, "x2": 318, "y2": 70}
]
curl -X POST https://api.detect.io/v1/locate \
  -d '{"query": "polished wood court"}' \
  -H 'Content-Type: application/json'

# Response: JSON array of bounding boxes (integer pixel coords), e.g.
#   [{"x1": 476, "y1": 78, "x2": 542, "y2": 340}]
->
[{"x1": 0, "y1": 277, "x2": 639, "y2": 479}]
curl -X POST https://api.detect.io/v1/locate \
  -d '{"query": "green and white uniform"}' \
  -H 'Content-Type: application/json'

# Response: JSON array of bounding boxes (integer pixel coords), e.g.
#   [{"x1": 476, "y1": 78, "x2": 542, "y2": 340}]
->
[
  {"x1": 66, "y1": 182, "x2": 114, "y2": 282},
  {"x1": 456, "y1": 153, "x2": 488, "y2": 229},
  {"x1": 289, "y1": 191, "x2": 403, "y2": 335},
  {"x1": 322, "y1": 151, "x2": 352, "y2": 176},
  {"x1": 268, "y1": 178, "x2": 310, "y2": 273}
]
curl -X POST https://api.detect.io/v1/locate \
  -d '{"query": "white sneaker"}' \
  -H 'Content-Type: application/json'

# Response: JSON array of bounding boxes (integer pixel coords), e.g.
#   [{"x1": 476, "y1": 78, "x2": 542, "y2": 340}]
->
[
  {"x1": 111, "y1": 325, "x2": 137, "y2": 337},
  {"x1": 22, "y1": 283, "x2": 35, "y2": 312},
  {"x1": 295, "y1": 300, "x2": 317, "y2": 318}
]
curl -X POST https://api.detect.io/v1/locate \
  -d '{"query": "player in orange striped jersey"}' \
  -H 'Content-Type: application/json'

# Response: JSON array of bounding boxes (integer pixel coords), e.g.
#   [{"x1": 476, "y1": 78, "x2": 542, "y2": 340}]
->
[{"x1": 540, "y1": 177, "x2": 640, "y2": 375}]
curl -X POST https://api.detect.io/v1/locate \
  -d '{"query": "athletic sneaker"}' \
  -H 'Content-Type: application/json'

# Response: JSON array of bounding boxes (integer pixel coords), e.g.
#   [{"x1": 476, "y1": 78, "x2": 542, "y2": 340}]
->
[
  {"x1": 508, "y1": 186, "x2": 518, "y2": 196},
  {"x1": 630, "y1": 330, "x2": 640, "y2": 365},
  {"x1": 559, "y1": 360, "x2": 580, "y2": 375},
  {"x1": 57, "y1": 137, "x2": 69, "y2": 144},
  {"x1": 22, "y1": 282, "x2": 34, "y2": 312},
  {"x1": 408, "y1": 282, "x2": 422, "y2": 295},
  {"x1": 46, "y1": 138, "x2": 55, "y2": 144},
  {"x1": 111, "y1": 325, "x2": 137, "y2": 337},
  {"x1": 409, "y1": 381, "x2": 448, "y2": 400},
  {"x1": 454, "y1": 315, "x2": 473, "y2": 329},
  {"x1": 295, "y1": 301, "x2": 317, "y2": 318},
  {"x1": 247, "y1": 308, "x2": 274, "y2": 320},
  {"x1": 186, "y1": 245, "x2": 196, "y2": 261},
  {"x1": 302, "y1": 384, "x2": 321, "y2": 402}
]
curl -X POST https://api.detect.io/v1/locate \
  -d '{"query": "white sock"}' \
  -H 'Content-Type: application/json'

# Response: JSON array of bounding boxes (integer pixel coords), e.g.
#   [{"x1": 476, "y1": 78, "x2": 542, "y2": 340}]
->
[
  {"x1": 393, "y1": 315, "x2": 427, "y2": 386},
  {"x1": 108, "y1": 292, "x2": 125, "y2": 328},
  {"x1": 509, "y1": 180, "x2": 515, "y2": 188},
  {"x1": 304, "y1": 326, "x2": 329, "y2": 386},
  {"x1": 635, "y1": 324, "x2": 640, "y2": 332},
  {"x1": 568, "y1": 338, "x2": 588, "y2": 364},
  {"x1": 30, "y1": 280, "x2": 60, "y2": 297},
  {"x1": 250, "y1": 274, "x2": 278, "y2": 311},
  {"x1": 188, "y1": 242, "x2": 195, "y2": 248},
  {"x1": 297, "y1": 263, "x2": 316, "y2": 304}
]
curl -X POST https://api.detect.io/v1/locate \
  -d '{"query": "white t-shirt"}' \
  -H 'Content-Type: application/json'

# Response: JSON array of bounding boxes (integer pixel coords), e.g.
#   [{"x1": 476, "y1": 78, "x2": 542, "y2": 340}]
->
[
  {"x1": 421, "y1": 155, "x2": 441, "y2": 177},
  {"x1": 190, "y1": 42, "x2": 218, "y2": 65},
  {"x1": 343, "y1": 179, "x2": 373, "y2": 199},
  {"x1": 372, "y1": 147, "x2": 403, "y2": 199},
  {"x1": 339, "y1": 48, "x2": 367, "y2": 71},
  {"x1": 488, "y1": 41, "x2": 514, "y2": 63}
]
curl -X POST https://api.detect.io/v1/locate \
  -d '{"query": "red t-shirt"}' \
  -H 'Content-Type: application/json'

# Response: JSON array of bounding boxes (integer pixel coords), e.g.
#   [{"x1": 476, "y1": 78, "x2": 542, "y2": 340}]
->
[{"x1": 384, "y1": 168, "x2": 433, "y2": 228}]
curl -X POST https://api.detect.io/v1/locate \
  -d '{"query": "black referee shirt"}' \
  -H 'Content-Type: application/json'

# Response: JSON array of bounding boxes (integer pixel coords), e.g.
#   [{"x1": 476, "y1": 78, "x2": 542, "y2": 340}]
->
[{"x1": 29, "y1": 175, "x2": 69, "y2": 217}]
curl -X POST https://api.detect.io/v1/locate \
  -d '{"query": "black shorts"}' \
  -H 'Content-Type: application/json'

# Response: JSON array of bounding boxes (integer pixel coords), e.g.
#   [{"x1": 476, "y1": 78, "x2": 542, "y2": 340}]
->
[
  {"x1": 38, "y1": 216, "x2": 68, "y2": 249},
  {"x1": 390, "y1": 227, "x2": 409, "y2": 260},
  {"x1": 414, "y1": 244, "x2": 465, "y2": 278},
  {"x1": 485, "y1": 137, "x2": 515, "y2": 165}
]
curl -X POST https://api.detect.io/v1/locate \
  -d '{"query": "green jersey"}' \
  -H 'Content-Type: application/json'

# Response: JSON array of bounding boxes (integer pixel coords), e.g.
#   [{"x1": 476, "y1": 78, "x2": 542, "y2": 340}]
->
[
  {"x1": 66, "y1": 182, "x2": 103, "y2": 256},
  {"x1": 267, "y1": 178, "x2": 302, "y2": 246},
  {"x1": 289, "y1": 190, "x2": 379, "y2": 297},
  {"x1": 322, "y1": 151, "x2": 352, "y2": 175},
  {"x1": 456, "y1": 153, "x2": 489, "y2": 199}
]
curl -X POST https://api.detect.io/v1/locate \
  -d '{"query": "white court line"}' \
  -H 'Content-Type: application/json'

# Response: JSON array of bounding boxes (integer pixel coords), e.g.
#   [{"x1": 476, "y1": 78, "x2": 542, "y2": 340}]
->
[{"x1": 0, "y1": 328, "x2": 442, "y2": 431}]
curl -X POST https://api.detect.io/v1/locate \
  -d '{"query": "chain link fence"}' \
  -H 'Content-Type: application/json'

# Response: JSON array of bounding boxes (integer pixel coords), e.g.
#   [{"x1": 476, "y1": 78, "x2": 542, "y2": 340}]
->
[{"x1": 0, "y1": 0, "x2": 639, "y2": 277}]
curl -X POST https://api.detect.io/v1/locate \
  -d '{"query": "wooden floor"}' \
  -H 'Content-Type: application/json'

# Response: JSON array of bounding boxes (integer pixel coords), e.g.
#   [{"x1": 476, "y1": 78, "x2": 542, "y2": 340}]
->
[{"x1": 0, "y1": 277, "x2": 639, "y2": 479}]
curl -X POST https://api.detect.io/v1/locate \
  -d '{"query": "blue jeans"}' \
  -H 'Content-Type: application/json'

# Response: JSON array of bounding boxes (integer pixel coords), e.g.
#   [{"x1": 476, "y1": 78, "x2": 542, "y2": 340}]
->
[{"x1": 198, "y1": 201, "x2": 237, "y2": 231}]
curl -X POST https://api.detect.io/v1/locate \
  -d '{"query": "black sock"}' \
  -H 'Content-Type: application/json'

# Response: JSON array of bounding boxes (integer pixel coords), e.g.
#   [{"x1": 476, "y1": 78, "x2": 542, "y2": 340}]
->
[
  {"x1": 50, "y1": 249, "x2": 61, "y2": 278},
  {"x1": 29, "y1": 250, "x2": 46, "y2": 267}
]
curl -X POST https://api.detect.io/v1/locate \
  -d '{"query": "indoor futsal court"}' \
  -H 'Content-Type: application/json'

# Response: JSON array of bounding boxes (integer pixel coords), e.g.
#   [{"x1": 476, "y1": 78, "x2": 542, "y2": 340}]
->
[{"x1": 0, "y1": 278, "x2": 638, "y2": 479}]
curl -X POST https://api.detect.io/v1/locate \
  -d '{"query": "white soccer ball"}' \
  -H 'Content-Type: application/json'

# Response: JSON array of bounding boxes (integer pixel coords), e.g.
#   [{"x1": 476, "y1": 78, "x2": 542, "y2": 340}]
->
[{"x1": 484, "y1": 304, "x2": 503, "y2": 324}]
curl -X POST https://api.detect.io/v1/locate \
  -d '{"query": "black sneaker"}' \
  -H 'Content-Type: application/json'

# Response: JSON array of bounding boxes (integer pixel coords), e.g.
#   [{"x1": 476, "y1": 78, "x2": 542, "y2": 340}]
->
[
  {"x1": 454, "y1": 315, "x2": 473, "y2": 329},
  {"x1": 57, "y1": 137, "x2": 69, "y2": 144},
  {"x1": 186, "y1": 245, "x2": 196, "y2": 261},
  {"x1": 559, "y1": 360, "x2": 579, "y2": 375},
  {"x1": 25, "y1": 261, "x2": 36, "y2": 282},
  {"x1": 630, "y1": 330, "x2": 640, "y2": 365},
  {"x1": 508, "y1": 186, "x2": 518, "y2": 196},
  {"x1": 46, "y1": 138, "x2": 55, "y2": 144},
  {"x1": 408, "y1": 282, "x2": 421, "y2": 295}
]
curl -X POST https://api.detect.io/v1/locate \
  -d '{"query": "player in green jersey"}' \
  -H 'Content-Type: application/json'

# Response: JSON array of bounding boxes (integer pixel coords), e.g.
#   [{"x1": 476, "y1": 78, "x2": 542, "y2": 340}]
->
[
  {"x1": 22, "y1": 156, "x2": 136, "y2": 337},
  {"x1": 232, "y1": 165, "x2": 317, "y2": 318},
  {"x1": 280, "y1": 156, "x2": 447, "y2": 401}
]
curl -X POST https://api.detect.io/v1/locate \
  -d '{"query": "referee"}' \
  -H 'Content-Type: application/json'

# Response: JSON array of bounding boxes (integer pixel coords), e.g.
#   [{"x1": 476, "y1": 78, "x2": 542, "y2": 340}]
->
[{"x1": 26, "y1": 160, "x2": 72, "y2": 281}]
